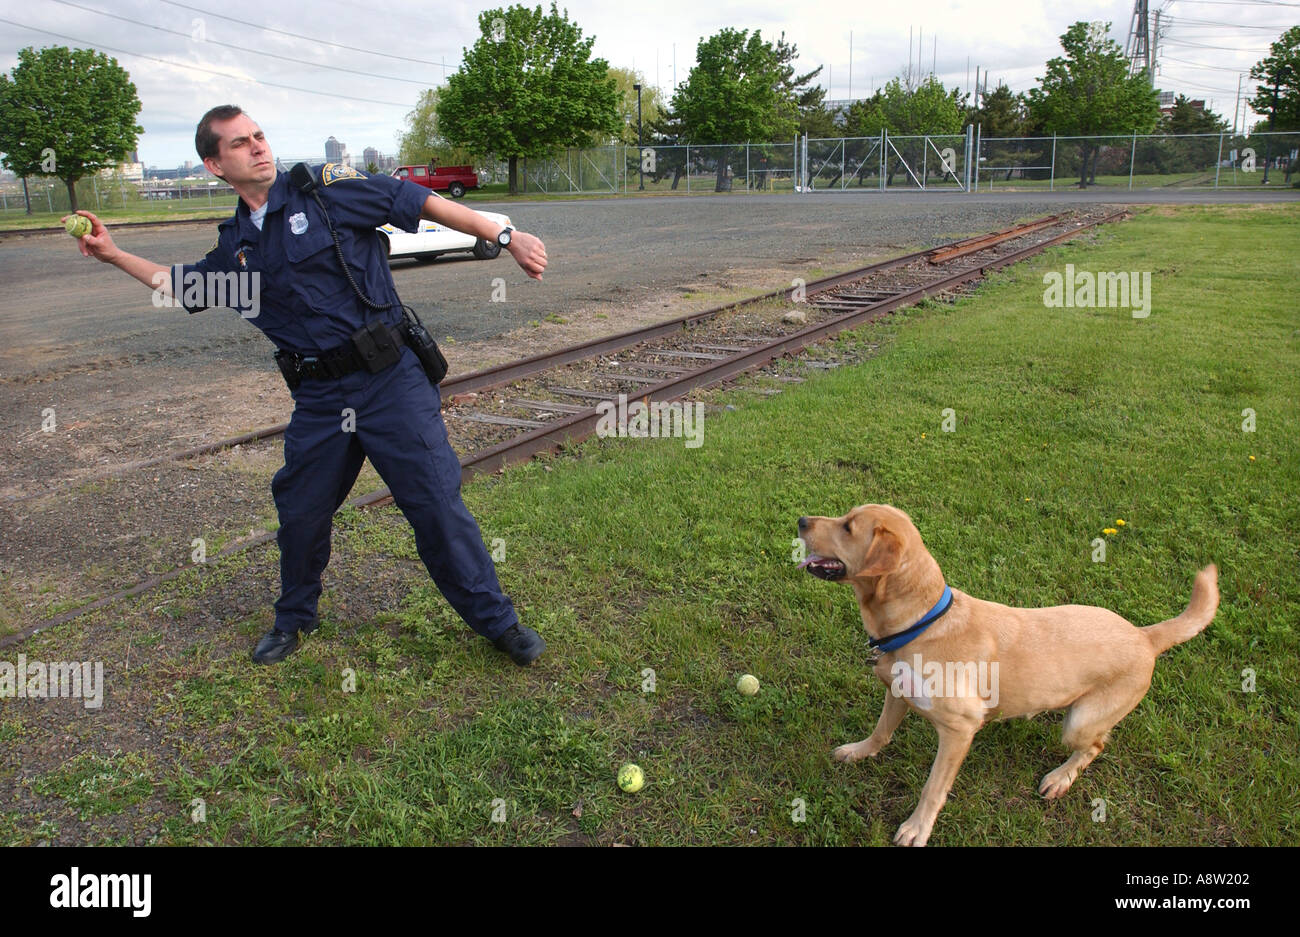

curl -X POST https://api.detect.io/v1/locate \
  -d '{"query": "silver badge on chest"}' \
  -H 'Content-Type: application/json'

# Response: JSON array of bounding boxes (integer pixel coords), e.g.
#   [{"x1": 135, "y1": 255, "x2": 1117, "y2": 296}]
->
[{"x1": 289, "y1": 212, "x2": 309, "y2": 235}]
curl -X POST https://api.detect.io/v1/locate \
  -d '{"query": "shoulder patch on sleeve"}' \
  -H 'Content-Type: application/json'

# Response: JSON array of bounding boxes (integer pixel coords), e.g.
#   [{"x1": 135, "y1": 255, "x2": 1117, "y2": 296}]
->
[{"x1": 322, "y1": 162, "x2": 364, "y2": 186}]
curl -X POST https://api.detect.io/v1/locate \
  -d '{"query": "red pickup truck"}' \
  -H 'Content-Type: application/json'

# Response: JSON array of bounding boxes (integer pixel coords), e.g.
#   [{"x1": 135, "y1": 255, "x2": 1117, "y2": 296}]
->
[{"x1": 391, "y1": 164, "x2": 479, "y2": 198}]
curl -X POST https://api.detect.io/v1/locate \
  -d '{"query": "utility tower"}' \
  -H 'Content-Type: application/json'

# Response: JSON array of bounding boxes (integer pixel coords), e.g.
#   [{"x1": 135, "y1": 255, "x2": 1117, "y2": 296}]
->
[{"x1": 1125, "y1": 0, "x2": 1158, "y2": 86}]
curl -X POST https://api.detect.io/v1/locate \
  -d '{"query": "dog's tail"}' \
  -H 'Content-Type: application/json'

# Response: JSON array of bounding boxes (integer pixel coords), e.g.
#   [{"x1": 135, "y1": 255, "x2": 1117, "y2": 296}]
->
[{"x1": 1141, "y1": 564, "x2": 1219, "y2": 655}]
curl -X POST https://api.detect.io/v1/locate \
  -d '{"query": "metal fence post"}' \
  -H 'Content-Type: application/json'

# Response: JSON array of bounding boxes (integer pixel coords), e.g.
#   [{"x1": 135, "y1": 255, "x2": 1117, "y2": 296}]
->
[
  {"x1": 963, "y1": 125, "x2": 971, "y2": 192},
  {"x1": 1128, "y1": 131, "x2": 1137, "y2": 191},
  {"x1": 746, "y1": 142, "x2": 750, "y2": 191},
  {"x1": 1050, "y1": 133, "x2": 1057, "y2": 191},
  {"x1": 686, "y1": 144, "x2": 690, "y2": 193},
  {"x1": 973, "y1": 125, "x2": 981, "y2": 191},
  {"x1": 1214, "y1": 132, "x2": 1224, "y2": 189},
  {"x1": 879, "y1": 129, "x2": 886, "y2": 191}
]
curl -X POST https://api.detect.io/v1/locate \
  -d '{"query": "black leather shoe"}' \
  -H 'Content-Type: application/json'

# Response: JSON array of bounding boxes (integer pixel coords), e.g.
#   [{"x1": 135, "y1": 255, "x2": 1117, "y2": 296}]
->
[
  {"x1": 252, "y1": 617, "x2": 319, "y2": 665},
  {"x1": 491, "y1": 623, "x2": 546, "y2": 666}
]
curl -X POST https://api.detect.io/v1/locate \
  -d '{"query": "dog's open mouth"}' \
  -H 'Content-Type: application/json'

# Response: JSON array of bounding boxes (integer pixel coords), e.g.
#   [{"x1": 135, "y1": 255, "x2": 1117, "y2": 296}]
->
[{"x1": 798, "y1": 554, "x2": 847, "y2": 580}]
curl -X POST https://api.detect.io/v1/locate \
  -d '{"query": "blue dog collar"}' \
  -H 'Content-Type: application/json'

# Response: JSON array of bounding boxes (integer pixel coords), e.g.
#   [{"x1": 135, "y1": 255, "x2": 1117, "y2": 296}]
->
[{"x1": 868, "y1": 585, "x2": 954, "y2": 653}]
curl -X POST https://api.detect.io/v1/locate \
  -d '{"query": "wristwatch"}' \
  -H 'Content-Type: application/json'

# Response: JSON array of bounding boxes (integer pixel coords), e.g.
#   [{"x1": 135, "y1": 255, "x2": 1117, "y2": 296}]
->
[{"x1": 496, "y1": 226, "x2": 514, "y2": 248}]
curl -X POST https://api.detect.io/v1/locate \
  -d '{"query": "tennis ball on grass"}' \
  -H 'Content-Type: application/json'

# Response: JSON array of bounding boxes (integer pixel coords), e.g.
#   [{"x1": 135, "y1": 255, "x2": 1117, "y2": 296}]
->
[{"x1": 617, "y1": 763, "x2": 644, "y2": 793}]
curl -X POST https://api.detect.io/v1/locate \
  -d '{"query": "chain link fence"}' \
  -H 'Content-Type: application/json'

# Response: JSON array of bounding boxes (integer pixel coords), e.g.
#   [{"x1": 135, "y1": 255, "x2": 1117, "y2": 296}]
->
[
  {"x1": 972, "y1": 131, "x2": 1299, "y2": 191},
  {"x1": 508, "y1": 143, "x2": 798, "y2": 194}
]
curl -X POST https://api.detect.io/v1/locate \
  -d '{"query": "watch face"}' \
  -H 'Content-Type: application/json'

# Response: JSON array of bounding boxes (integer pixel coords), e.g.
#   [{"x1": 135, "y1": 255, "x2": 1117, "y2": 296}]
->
[{"x1": 498, "y1": 228, "x2": 512, "y2": 246}]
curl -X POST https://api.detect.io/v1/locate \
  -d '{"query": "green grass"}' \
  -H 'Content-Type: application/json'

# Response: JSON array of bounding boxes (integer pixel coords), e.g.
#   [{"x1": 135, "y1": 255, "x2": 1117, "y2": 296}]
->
[
  {"x1": 0, "y1": 203, "x2": 234, "y2": 231},
  {"x1": 4, "y1": 204, "x2": 1296, "y2": 846},
  {"x1": 977, "y1": 170, "x2": 1297, "y2": 191}
]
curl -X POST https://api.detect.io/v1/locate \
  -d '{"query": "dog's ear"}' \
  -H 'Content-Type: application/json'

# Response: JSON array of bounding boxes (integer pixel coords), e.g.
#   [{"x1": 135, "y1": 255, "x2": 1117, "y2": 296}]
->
[{"x1": 860, "y1": 523, "x2": 904, "y2": 577}]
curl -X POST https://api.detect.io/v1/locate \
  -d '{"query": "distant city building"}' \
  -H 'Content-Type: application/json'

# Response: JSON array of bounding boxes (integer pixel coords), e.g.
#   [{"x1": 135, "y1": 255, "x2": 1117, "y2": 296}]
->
[
  {"x1": 361, "y1": 147, "x2": 398, "y2": 172},
  {"x1": 325, "y1": 136, "x2": 350, "y2": 165},
  {"x1": 98, "y1": 159, "x2": 144, "y2": 183},
  {"x1": 1158, "y1": 91, "x2": 1205, "y2": 117}
]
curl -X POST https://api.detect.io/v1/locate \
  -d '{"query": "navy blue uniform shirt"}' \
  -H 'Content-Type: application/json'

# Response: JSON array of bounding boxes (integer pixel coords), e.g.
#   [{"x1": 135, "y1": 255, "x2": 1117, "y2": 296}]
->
[{"x1": 171, "y1": 162, "x2": 430, "y2": 353}]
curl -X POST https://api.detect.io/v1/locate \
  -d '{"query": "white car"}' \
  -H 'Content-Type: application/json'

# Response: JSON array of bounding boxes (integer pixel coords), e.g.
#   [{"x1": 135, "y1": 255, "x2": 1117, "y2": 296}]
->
[{"x1": 377, "y1": 209, "x2": 513, "y2": 263}]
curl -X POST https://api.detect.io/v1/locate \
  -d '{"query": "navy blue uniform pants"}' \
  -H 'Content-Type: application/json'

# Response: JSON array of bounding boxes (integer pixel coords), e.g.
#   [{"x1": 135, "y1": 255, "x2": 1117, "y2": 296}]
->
[{"x1": 270, "y1": 347, "x2": 517, "y2": 639}]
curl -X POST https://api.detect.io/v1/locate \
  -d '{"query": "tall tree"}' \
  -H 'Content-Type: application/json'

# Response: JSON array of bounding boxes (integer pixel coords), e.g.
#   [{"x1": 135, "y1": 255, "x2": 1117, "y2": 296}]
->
[
  {"x1": 397, "y1": 87, "x2": 477, "y2": 168},
  {"x1": 1162, "y1": 95, "x2": 1226, "y2": 135},
  {"x1": 437, "y1": 3, "x2": 620, "y2": 194},
  {"x1": 1027, "y1": 22, "x2": 1160, "y2": 187},
  {"x1": 844, "y1": 75, "x2": 965, "y2": 136},
  {"x1": 1249, "y1": 25, "x2": 1300, "y2": 133},
  {"x1": 0, "y1": 46, "x2": 142, "y2": 213},
  {"x1": 772, "y1": 33, "x2": 829, "y2": 137},
  {"x1": 672, "y1": 28, "x2": 815, "y2": 190},
  {"x1": 967, "y1": 84, "x2": 1033, "y2": 137}
]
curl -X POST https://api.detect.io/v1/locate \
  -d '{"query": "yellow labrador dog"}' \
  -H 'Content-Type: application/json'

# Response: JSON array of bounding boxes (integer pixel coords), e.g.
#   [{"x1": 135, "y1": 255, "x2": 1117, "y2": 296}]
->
[{"x1": 797, "y1": 504, "x2": 1218, "y2": 846}]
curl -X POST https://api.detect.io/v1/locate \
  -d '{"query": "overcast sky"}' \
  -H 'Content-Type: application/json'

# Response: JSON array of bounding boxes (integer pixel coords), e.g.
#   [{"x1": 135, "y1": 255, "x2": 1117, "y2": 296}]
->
[{"x1": 1, "y1": 0, "x2": 1291, "y2": 167}]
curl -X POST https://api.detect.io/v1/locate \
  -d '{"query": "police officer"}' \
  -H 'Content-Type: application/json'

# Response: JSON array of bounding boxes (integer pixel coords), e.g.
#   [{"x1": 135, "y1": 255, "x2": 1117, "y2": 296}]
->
[{"x1": 66, "y1": 105, "x2": 547, "y2": 666}]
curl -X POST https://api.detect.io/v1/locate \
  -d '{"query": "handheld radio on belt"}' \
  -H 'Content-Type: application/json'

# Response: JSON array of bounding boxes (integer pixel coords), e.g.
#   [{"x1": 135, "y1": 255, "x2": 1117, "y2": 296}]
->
[{"x1": 275, "y1": 161, "x2": 448, "y2": 389}]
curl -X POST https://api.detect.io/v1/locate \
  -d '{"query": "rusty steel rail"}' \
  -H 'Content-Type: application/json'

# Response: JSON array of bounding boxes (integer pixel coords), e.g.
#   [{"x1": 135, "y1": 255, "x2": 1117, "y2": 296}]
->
[{"x1": 928, "y1": 215, "x2": 1061, "y2": 263}]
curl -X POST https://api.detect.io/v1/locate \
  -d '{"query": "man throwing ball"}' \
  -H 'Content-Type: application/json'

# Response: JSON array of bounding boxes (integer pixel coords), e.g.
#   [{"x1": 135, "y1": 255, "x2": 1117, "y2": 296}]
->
[{"x1": 66, "y1": 105, "x2": 547, "y2": 666}]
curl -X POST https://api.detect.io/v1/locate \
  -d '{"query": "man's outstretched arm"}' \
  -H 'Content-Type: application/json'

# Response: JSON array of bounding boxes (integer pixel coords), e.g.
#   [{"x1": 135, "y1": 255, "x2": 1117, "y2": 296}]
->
[
  {"x1": 418, "y1": 194, "x2": 548, "y2": 280},
  {"x1": 63, "y1": 210, "x2": 174, "y2": 297}
]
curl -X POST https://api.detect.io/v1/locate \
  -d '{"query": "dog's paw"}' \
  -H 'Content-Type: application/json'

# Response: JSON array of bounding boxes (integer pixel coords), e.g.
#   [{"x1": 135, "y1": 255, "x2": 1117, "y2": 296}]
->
[
  {"x1": 832, "y1": 737, "x2": 885, "y2": 763},
  {"x1": 893, "y1": 814, "x2": 932, "y2": 847},
  {"x1": 1038, "y1": 767, "x2": 1076, "y2": 800}
]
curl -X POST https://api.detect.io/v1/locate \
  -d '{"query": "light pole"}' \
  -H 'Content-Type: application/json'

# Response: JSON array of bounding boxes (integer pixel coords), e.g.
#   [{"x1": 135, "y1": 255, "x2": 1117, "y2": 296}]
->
[
  {"x1": 1262, "y1": 67, "x2": 1289, "y2": 185},
  {"x1": 634, "y1": 83, "x2": 644, "y2": 190}
]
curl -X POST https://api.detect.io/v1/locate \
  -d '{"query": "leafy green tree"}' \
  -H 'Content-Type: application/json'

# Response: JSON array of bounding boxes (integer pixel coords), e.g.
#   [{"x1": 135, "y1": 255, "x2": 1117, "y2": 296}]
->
[
  {"x1": 672, "y1": 28, "x2": 817, "y2": 190},
  {"x1": 967, "y1": 84, "x2": 1033, "y2": 137},
  {"x1": 844, "y1": 76, "x2": 965, "y2": 136},
  {"x1": 1027, "y1": 22, "x2": 1160, "y2": 187},
  {"x1": 397, "y1": 87, "x2": 477, "y2": 168},
  {"x1": 772, "y1": 33, "x2": 828, "y2": 137},
  {"x1": 1249, "y1": 25, "x2": 1300, "y2": 132},
  {"x1": 1163, "y1": 94, "x2": 1226, "y2": 135},
  {"x1": 437, "y1": 3, "x2": 620, "y2": 195},
  {"x1": 0, "y1": 46, "x2": 142, "y2": 213}
]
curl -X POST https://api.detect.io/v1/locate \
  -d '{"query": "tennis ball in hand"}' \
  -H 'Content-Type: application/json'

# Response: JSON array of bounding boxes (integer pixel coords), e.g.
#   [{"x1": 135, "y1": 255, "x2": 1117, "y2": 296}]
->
[
  {"x1": 737, "y1": 674, "x2": 760, "y2": 696},
  {"x1": 617, "y1": 763, "x2": 644, "y2": 793},
  {"x1": 65, "y1": 214, "x2": 91, "y2": 238}
]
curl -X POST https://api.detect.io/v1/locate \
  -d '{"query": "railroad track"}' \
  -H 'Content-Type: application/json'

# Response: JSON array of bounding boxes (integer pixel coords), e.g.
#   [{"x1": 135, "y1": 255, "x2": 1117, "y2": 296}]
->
[{"x1": 4, "y1": 209, "x2": 1127, "y2": 644}]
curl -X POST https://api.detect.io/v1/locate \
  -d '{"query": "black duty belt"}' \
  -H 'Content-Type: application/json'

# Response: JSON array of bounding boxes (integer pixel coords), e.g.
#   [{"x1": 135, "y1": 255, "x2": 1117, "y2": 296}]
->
[{"x1": 275, "y1": 320, "x2": 408, "y2": 388}]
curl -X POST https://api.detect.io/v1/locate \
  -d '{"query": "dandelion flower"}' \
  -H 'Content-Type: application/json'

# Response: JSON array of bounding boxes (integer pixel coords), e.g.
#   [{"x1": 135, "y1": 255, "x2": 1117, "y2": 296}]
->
[
  {"x1": 1103, "y1": 527, "x2": 1118, "y2": 536},
  {"x1": 1116, "y1": 519, "x2": 1126, "y2": 526}
]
